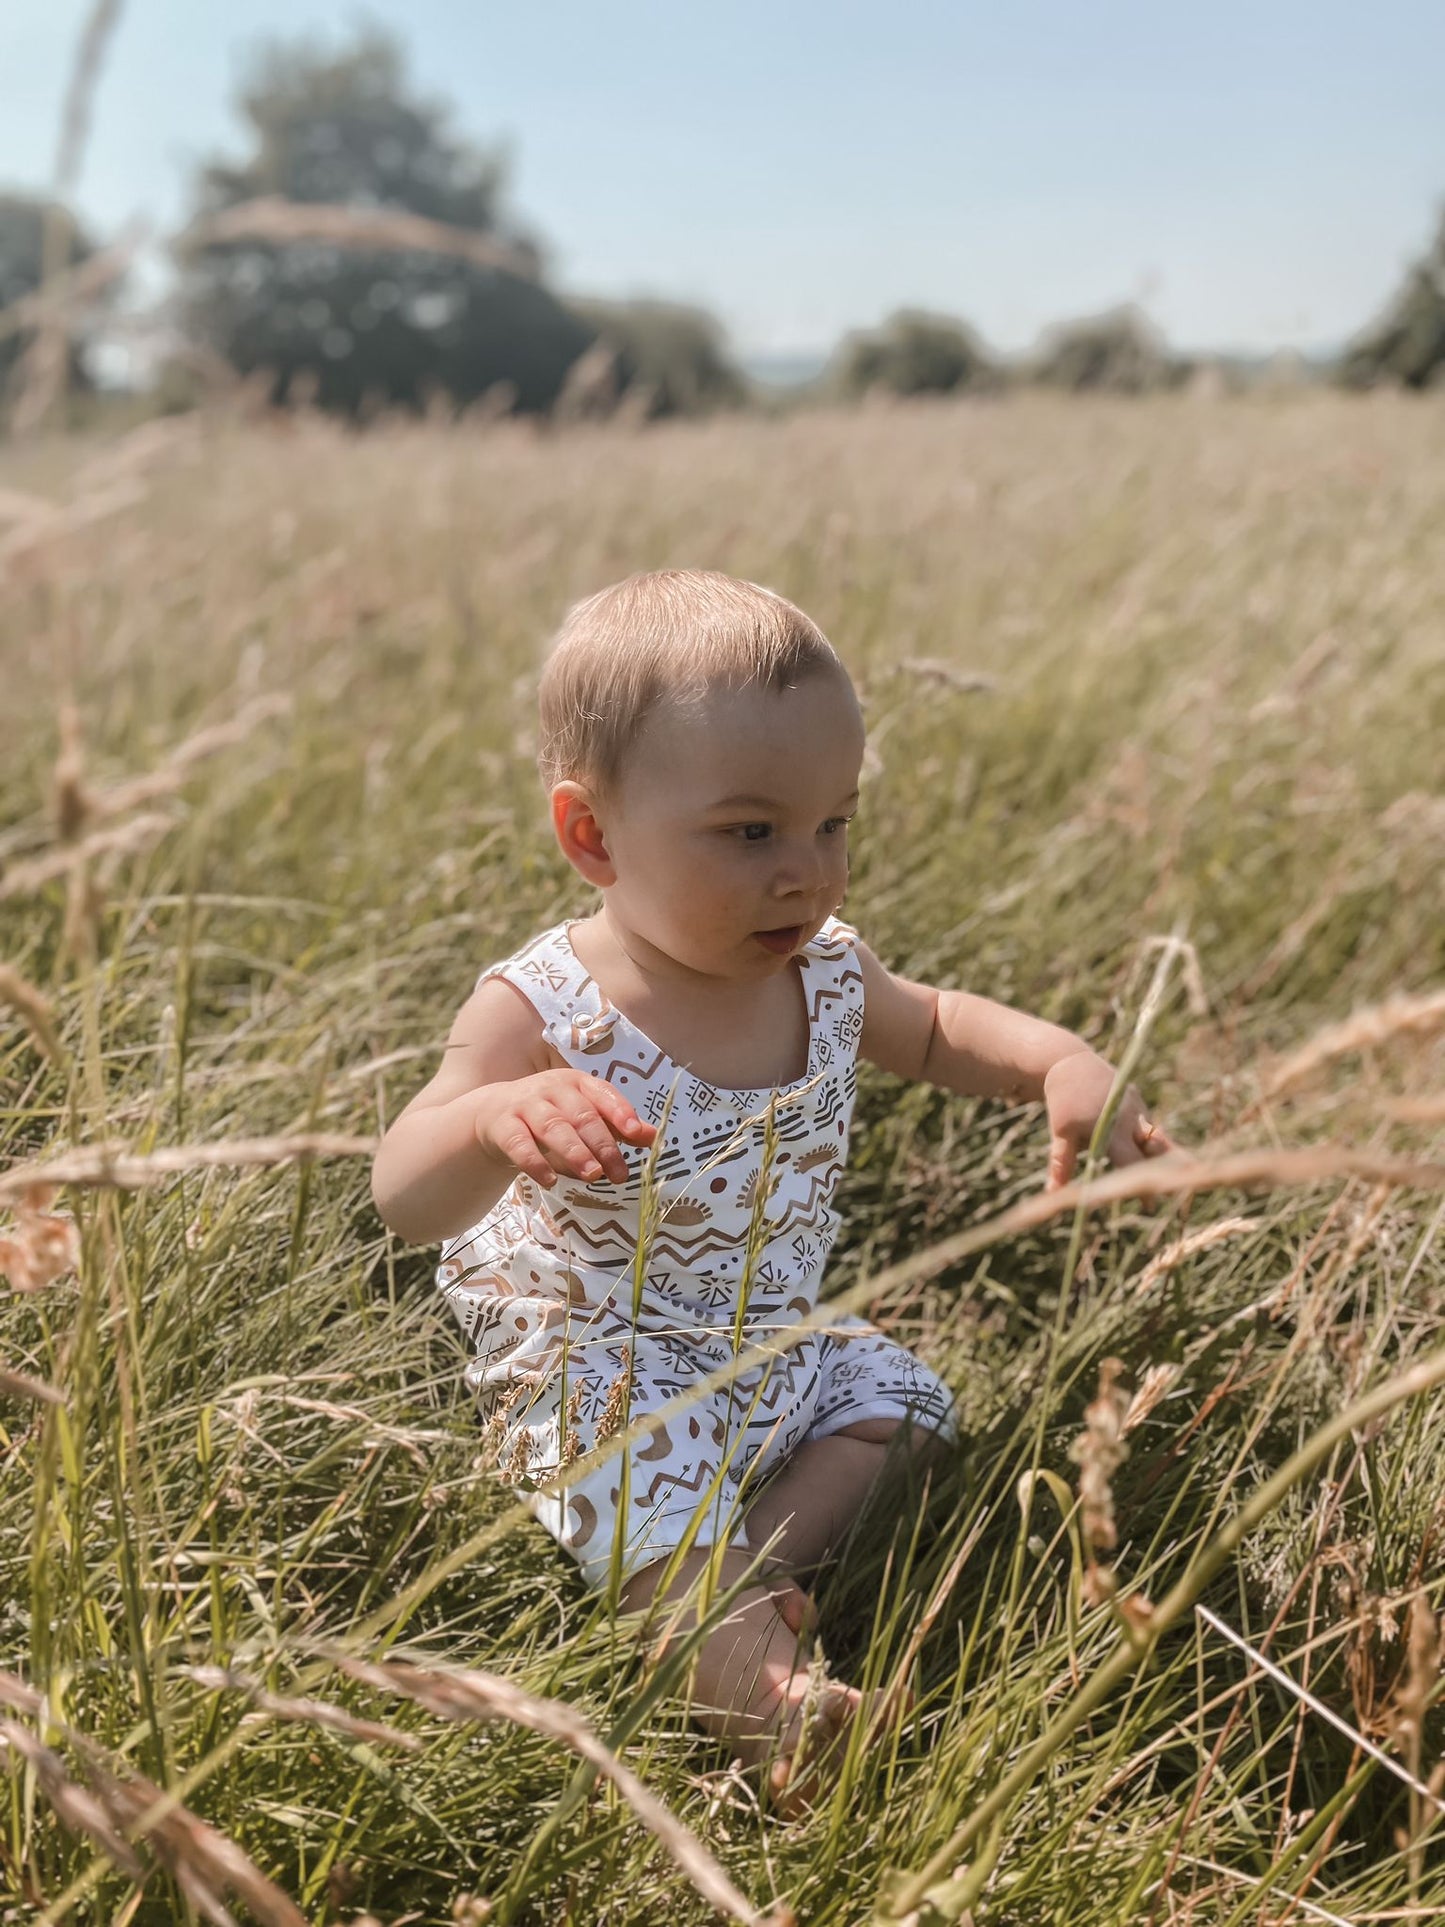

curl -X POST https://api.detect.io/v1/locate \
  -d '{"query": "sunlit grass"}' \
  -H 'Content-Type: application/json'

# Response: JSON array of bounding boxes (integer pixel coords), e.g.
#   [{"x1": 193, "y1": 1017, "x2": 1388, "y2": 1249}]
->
[{"x1": 1, "y1": 392, "x2": 1443, "y2": 1924}]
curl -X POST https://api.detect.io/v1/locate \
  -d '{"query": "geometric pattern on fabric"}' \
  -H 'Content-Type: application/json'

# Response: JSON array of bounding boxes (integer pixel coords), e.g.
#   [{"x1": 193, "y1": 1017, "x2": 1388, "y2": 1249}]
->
[{"x1": 435, "y1": 914, "x2": 958, "y2": 1588}]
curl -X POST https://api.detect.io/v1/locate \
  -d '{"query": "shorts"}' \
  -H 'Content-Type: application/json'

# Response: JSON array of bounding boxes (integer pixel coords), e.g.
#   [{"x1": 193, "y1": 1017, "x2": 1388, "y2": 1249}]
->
[{"x1": 482, "y1": 1312, "x2": 959, "y2": 1591}]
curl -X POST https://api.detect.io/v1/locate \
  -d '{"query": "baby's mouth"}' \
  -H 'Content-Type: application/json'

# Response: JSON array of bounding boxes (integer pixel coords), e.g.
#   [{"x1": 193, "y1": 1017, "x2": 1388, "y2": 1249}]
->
[{"x1": 754, "y1": 924, "x2": 804, "y2": 955}]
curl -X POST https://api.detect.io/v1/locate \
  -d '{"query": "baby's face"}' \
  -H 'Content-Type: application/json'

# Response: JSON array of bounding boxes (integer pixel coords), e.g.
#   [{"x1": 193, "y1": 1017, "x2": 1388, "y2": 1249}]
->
[{"x1": 598, "y1": 670, "x2": 865, "y2": 981}]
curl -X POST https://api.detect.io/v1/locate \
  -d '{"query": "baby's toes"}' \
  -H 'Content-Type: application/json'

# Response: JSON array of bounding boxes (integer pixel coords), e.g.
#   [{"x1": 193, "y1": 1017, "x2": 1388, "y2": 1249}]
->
[{"x1": 766, "y1": 1682, "x2": 864, "y2": 1818}]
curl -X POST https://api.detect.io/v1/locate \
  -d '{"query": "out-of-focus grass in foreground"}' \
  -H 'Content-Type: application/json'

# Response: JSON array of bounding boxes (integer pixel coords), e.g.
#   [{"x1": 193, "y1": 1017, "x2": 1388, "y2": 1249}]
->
[{"x1": 1, "y1": 394, "x2": 1443, "y2": 1925}]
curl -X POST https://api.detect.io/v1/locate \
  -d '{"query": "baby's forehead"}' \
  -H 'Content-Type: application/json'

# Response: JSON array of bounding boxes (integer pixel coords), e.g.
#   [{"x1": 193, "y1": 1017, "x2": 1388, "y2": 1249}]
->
[{"x1": 620, "y1": 672, "x2": 864, "y2": 801}]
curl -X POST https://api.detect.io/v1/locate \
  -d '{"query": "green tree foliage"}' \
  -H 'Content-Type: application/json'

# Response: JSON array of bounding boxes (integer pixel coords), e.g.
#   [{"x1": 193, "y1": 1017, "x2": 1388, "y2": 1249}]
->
[
  {"x1": 1339, "y1": 209, "x2": 1445, "y2": 389},
  {"x1": 0, "y1": 194, "x2": 97, "y2": 405},
  {"x1": 175, "y1": 28, "x2": 595, "y2": 415},
  {"x1": 829, "y1": 308, "x2": 997, "y2": 398},
  {"x1": 566, "y1": 298, "x2": 747, "y2": 416},
  {"x1": 1031, "y1": 305, "x2": 1187, "y2": 393}
]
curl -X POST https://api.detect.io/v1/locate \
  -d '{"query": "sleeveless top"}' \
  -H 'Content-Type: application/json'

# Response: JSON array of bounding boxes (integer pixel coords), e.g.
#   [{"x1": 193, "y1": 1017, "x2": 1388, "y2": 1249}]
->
[{"x1": 435, "y1": 915, "x2": 866, "y2": 1405}]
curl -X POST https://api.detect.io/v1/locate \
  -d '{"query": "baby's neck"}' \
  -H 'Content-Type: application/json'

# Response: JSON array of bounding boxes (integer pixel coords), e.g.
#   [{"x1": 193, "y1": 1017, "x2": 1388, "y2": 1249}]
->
[{"x1": 568, "y1": 910, "x2": 811, "y2": 1093}]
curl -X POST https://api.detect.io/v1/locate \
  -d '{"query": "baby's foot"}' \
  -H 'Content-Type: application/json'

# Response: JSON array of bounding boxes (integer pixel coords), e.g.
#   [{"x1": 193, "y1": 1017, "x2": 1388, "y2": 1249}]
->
[
  {"x1": 765, "y1": 1675, "x2": 916, "y2": 1819},
  {"x1": 766, "y1": 1675, "x2": 864, "y2": 1818}
]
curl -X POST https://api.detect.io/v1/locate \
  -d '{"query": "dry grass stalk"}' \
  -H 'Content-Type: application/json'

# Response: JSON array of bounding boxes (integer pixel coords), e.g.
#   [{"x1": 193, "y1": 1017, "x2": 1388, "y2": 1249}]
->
[
  {"x1": 849, "y1": 1147, "x2": 1445, "y2": 1333},
  {"x1": 1390, "y1": 1592, "x2": 1445, "y2": 1885},
  {"x1": 0, "y1": 1668, "x2": 306, "y2": 1926},
  {"x1": 0, "y1": 485, "x2": 54, "y2": 522},
  {"x1": 0, "y1": 1132, "x2": 376, "y2": 1207},
  {"x1": 1070, "y1": 1357, "x2": 1130, "y2": 1604},
  {"x1": 1387, "y1": 1094, "x2": 1445, "y2": 1124},
  {"x1": 1, "y1": 692, "x2": 290, "y2": 970},
  {"x1": 184, "y1": 1667, "x2": 423, "y2": 1753},
  {"x1": 272, "y1": 1391, "x2": 449, "y2": 1462},
  {"x1": 498, "y1": 1425, "x2": 534, "y2": 1483},
  {"x1": 51, "y1": 0, "x2": 125, "y2": 200},
  {"x1": 0, "y1": 230, "x2": 138, "y2": 348},
  {"x1": 1195, "y1": 1605, "x2": 1445, "y2": 1817},
  {"x1": 69, "y1": 413, "x2": 200, "y2": 491},
  {"x1": 1134, "y1": 1216, "x2": 1255, "y2": 1295},
  {"x1": 7, "y1": 0, "x2": 126, "y2": 435},
  {"x1": 595, "y1": 1360, "x2": 633, "y2": 1442},
  {"x1": 0, "y1": 962, "x2": 65, "y2": 1067},
  {"x1": 0, "y1": 811, "x2": 170, "y2": 939},
  {"x1": 325, "y1": 1652, "x2": 788, "y2": 1927},
  {"x1": 1259, "y1": 988, "x2": 1445, "y2": 1105},
  {"x1": 0, "y1": 1717, "x2": 145, "y2": 1881},
  {"x1": 1122, "y1": 1363, "x2": 1180, "y2": 1431},
  {"x1": 51, "y1": 698, "x2": 91, "y2": 843},
  {"x1": 559, "y1": 1380, "x2": 586, "y2": 1467},
  {"x1": 0, "y1": 1183, "x2": 81, "y2": 1294},
  {"x1": 0, "y1": 1362, "x2": 66, "y2": 1404},
  {"x1": 85, "y1": 693, "x2": 292, "y2": 822},
  {"x1": 893, "y1": 657, "x2": 998, "y2": 694},
  {"x1": 1135, "y1": 933, "x2": 1210, "y2": 1019},
  {"x1": 182, "y1": 196, "x2": 538, "y2": 281},
  {"x1": 0, "y1": 475, "x2": 148, "y2": 576}
]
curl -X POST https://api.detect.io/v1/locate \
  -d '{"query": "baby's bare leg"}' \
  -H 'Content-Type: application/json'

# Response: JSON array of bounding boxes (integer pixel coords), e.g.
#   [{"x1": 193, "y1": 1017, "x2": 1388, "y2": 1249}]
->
[
  {"x1": 742, "y1": 1417, "x2": 948, "y2": 1579},
  {"x1": 616, "y1": 1424, "x2": 944, "y2": 1810},
  {"x1": 618, "y1": 1545, "x2": 827, "y2": 1765}
]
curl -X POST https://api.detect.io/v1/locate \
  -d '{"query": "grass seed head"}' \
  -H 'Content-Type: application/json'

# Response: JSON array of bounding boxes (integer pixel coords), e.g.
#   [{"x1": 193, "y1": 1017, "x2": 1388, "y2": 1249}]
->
[
  {"x1": 1070, "y1": 1356, "x2": 1130, "y2": 1560},
  {"x1": 596, "y1": 1360, "x2": 633, "y2": 1442},
  {"x1": 0, "y1": 1184, "x2": 81, "y2": 1293},
  {"x1": 0, "y1": 964, "x2": 65, "y2": 1067}
]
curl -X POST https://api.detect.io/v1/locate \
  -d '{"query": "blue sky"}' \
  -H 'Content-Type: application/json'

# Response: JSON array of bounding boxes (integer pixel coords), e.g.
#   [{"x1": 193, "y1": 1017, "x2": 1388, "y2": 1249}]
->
[{"x1": 3, "y1": 0, "x2": 1443, "y2": 357}]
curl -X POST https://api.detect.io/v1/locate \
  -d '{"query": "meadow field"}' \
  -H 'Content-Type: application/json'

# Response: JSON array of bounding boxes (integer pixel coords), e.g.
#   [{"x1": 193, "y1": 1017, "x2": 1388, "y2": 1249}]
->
[{"x1": 1, "y1": 392, "x2": 1443, "y2": 1925}]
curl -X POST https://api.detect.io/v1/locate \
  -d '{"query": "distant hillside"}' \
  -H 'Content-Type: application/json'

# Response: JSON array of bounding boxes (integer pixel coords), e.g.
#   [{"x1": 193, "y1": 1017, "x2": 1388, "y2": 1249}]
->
[{"x1": 741, "y1": 350, "x2": 829, "y2": 390}]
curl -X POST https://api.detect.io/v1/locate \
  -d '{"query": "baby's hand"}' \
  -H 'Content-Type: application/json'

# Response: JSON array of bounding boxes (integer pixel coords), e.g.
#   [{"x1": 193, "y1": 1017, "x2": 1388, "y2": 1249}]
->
[
  {"x1": 1041, "y1": 1050, "x2": 1176, "y2": 1191},
  {"x1": 473, "y1": 1070, "x2": 656, "y2": 1189}
]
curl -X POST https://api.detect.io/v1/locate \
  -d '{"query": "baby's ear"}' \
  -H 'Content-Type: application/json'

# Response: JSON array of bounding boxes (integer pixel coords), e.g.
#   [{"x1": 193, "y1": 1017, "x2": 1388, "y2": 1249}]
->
[{"x1": 550, "y1": 781, "x2": 615, "y2": 886}]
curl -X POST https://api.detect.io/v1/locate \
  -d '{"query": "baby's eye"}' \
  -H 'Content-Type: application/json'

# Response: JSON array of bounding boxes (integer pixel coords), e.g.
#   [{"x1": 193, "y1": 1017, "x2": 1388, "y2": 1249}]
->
[
  {"x1": 820, "y1": 815, "x2": 854, "y2": 835},
  {"x1": 734, "y1": 822, "x2": 772, "y2": 842}
]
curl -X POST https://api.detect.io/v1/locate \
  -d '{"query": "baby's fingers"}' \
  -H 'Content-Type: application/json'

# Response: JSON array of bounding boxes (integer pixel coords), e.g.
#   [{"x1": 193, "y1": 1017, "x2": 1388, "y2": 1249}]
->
[
  {"x1": 1045, "y1": 1131, "x2": 1079, "y2": 1192},
  {"x1": 1136, "y1": 1115, "x2": 1176, "y2": 1159},
  {"x1": 1108, "y1": 1110, "x2": 1174, "y2": 1168},
  {"x1": 595, "y1": 1082, "x2": 657, "y2": 1146},
  {"x1": 494, "y1": 1121, "x2": 562, "y2": 1190},
  {"x1": 532, "y1": 1110, "x2": 612, "y2": 1183},
  {"x1": 569, "y1": 1106, "x2": 635, "y2": 1183}
]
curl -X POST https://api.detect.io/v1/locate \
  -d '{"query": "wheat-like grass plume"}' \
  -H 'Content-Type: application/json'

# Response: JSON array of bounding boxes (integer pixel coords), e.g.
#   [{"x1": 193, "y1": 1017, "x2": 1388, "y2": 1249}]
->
[
  {"x1": 1259, "y1": 988, "x2": 1445, "y2": 1104},
  {"x1": 324, "y1": 1651, "x2": 793, "y2": 1927}
]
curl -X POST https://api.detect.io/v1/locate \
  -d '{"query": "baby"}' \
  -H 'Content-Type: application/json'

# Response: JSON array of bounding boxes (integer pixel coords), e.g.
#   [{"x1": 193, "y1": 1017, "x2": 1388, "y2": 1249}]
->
[{"x1": 371, "y1": 569, "x2": 1173, "y2": 1809}]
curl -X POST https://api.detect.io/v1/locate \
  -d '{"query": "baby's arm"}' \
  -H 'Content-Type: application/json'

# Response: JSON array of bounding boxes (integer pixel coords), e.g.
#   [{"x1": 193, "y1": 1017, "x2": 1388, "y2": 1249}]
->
[
  {"x1": 371, "y1": 979, "x2": 655, "y2": 1245},
  {"x1": 854, "y1": 943, "x2": 1174, "y2": 1188}
]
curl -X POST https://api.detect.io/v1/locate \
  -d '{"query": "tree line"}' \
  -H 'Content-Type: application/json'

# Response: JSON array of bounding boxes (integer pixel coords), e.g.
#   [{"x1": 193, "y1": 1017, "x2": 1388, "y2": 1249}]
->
[{"x1": 2, "y1": 26, "x2": 1442, "y2": 432}]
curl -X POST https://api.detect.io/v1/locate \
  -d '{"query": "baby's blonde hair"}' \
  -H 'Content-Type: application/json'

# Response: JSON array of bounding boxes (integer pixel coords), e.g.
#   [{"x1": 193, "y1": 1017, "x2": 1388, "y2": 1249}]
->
[{"x1": 537, "y1": 569, "x2": 849, "y2": 794}]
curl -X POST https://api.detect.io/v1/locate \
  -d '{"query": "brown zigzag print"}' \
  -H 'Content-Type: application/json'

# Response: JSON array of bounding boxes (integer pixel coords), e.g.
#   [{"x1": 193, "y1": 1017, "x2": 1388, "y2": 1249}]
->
[{"x1": 433, "y1": 914, "x2": 956, "y2": 1590}]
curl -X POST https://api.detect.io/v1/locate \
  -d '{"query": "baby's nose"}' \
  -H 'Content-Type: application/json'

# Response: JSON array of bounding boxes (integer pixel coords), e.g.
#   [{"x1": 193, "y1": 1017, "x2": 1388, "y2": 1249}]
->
[{"x1": 771, "y1": 842, "x2": 827, "y2": 896}]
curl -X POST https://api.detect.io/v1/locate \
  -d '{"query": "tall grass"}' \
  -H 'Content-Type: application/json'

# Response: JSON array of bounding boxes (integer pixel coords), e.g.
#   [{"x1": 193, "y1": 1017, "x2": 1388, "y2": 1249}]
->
[{"x1": 2, "y1": 393, "x2": 1443, "y2": 1924}]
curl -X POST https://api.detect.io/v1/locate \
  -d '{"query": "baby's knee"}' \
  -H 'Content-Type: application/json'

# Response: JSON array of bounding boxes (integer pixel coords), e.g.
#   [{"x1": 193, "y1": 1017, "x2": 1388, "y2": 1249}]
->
[{"x1": 834, "y1": 1414, "x2": 953, "y2": 1468}]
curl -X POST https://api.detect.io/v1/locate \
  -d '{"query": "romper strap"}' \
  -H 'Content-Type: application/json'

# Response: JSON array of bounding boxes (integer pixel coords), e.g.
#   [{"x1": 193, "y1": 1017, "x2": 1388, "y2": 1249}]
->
[{"x1": 477, "y1": 922, "x2": 621, "y2": 1064}]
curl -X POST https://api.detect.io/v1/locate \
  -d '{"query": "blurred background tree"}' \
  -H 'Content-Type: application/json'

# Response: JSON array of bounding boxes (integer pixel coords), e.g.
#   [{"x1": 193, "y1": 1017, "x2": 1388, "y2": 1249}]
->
[
  {"x1": 1338, "y1": 209, "x2": 1445, "y2": 389},
  {"x1": 174, "y1": 27, "x2": 595, "y2": 416},
  {"x1": 566, "y1": 298, "x2": 746, "y2": 417},
  {"x1": 1030, "y1": 304, "x2": 1188, "y2": 393},
  {"x1": 828, "y1": 308, "x2": 998, "y2": 398},
  {"x1": 0, "y1": 193, "x2": 103, "y2": 422}
]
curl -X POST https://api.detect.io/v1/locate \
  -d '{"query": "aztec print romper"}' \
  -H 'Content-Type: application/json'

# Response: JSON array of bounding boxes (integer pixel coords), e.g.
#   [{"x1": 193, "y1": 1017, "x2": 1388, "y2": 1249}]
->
[{"x1": 436, "y1": 914, "x2": 958, "y2": 1589}]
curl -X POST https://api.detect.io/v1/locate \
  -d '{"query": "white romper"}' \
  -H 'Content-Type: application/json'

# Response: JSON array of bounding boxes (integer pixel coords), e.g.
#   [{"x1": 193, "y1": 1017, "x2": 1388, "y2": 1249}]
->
[{"x1": 436, "y1": 914, "x2": 958, "y2": 1588}]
